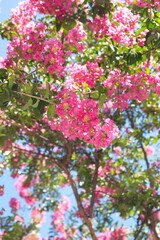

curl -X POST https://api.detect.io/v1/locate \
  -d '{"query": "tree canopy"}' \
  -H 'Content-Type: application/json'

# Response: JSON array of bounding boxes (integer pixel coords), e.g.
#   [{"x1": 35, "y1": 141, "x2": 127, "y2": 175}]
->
[{"x1": 0, "y1": 0, "x2": 160, "y2": 239}]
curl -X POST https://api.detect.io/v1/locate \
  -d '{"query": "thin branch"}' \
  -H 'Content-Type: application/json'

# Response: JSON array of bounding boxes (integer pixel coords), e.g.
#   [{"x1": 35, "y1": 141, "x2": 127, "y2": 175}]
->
[
  {"x1": 134, "y1": 220, "x2": 146, "y2": 240},
  {"x1": 58, "y1": 133, "x2": 73, "y2": 167},
  {"x1": 89, "y1": 150, "x2": 101, "y2": 217},
  {"x1": 60, "y1": 165, "x2": 98, "y2": 240},
  {"x1": 12, "y1": 145, "x2": 57, "y2": 161},
  {"x1": 139, "y1": 142, "x2": 150, "y2": 170},
  {"x1": 125, "y1": 108, "x2": 135, "y2": 129},
  {"x1": 0, "y1": 117, "x2": 55, "y2": 146},
  {"x1": 12, "y1": 90, "x2": 55, "y2": 105},
  {"x1": 14, "y1": 64, "x2": 43, "y2": 81},
  {"x1": 147, "y1": 215, "x2": 160, "y2": 240},
  {"x1": 125, "y1": 108, "x2": 152, "y2": 183}
]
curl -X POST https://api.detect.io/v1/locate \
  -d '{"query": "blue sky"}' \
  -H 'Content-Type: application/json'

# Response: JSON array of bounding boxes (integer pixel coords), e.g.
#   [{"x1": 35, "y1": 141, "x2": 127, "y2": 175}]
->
[
  {"x1": 0, "y1": 0, "x2": 20, "y2": 21},
  {"x1": 0, "y1": 0, "x2": 21, "y2": 57}
]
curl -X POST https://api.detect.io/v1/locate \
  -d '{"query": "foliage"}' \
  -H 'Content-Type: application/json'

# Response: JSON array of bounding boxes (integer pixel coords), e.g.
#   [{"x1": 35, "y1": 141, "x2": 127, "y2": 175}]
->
[{"x1": 0, "y1": 0, "x2": 160, "y2": 239}]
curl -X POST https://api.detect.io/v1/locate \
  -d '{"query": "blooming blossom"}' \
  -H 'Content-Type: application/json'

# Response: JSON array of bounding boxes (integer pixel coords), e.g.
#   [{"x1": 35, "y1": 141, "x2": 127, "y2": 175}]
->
[{"x1": 9, "y1": 198, "x2": 21, "y2": 211}]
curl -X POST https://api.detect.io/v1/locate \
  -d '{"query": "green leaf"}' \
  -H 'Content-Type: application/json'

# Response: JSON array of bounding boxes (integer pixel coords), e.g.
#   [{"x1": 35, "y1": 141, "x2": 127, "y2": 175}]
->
[
  {"x1": 155, "y1": 37, "x2": 160, "y2": 48},
  {"x1": 47, "y1": 104, "x2": 58, "y2": 119},
  {"x1": 24, "y1": 83, "x2": 33, "y2": 94},
  {"x1": 23, "y1": 98, "x2": 33, "y2": 110},
  {"x1": 0, "y1": 68, "x2": 8, "y2": 81},
  {"x1": 90, "y1": 92, "x2": 99, "y2": 99},
  {"x1": 44, "y1": 82, "x2": 50, "y2": 99},
  {"x1": 154, "y1": 18, "x2": 160, "y2": 25},
  {"x1": 32, "y1": 99, "x2": 40, "y2": 108},
  {"x1": 62, "y1": 19, "x2": 76, "y2": 31},
  {"x1": 82, "y1": 82, "x2": 90, "y2": 92},
  {"x1": 0, "y1": 86, "x2": 12, "y2": 108},
  {"x1": 146, "y1": 33, "x2": 158, "y2": 45},
  {"x1": 136, "y1": 27, "x2": 147, "y2": 35},
  {"x1": 96, "y1": 0, "x2": 105, "y2": 3},
  {"x1": 8, "y1": 75, "x2": 15, "y2": 89},
  {"x1": 55, "y1": 20, "x2": 62, "y2": 32},
  {"x1": 79, "y1": 11, "x2": 87, "y2": 24},
  {"x1": 99, "y1": 93, "x2": 106, "y2": 105}
]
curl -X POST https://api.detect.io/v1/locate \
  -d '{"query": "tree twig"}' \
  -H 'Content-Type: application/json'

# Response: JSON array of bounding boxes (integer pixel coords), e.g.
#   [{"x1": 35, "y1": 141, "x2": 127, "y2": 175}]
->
[
  {"x1": 60, "y1": 165, "x2": 98, "y2": 240},
  {"x1": 89, "y1": 150, "x2": 101, "y2": 217},
  {"x1": 12, "y1": 90, "x2": 55, "y2": 105}
]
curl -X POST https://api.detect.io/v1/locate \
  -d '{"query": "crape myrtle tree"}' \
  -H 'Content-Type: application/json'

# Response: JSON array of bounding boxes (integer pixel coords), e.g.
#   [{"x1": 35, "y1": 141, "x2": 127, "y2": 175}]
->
[{"x1": 0, "y1": 0, "x2": 160, "y2": 239}]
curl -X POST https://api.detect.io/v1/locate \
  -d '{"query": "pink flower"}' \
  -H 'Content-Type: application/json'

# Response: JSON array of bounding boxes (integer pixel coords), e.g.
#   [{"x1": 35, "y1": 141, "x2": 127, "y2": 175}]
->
[
  {"x1": 98, "y1": 227, "x2": 128, "y2": 240},
  {"x1": 0, "y1": 57, "x2": 5, "y2": 69},
  {"x1": 30, "y1": 207, "x2": 46, "y2": 226},
  {"x1": 144, "y1": 145, "x2": 155, "y2": 156},
  {"x1": 64, "y1": 24, "x2": 86, "y2": 52},
  {"x1": 9, "y1": 198, "x2": 21, "y2": 211},
  {"x1": 24, "y1": 196, "x2": 37, "y2": 206},
  {"x1": 69, "y1": 62, "x2": 103, "y2": 88},
  {"x1": 113, "y1": 146, "x2": 122, "y2": 156},
  {"x1": 14, "y1": 215, "x2": 24, "y2": 223},
  {"x1": 89, "y1": 7, "x2": 139, "y2": 46},
  {"x1": 153, "y1": 211, "x2": 160, "y2": 222},
  {"x1": 60, "y1": 196, "x2": 70, "y2": 211},
  {"x1": 0, "y1": 231, "x2": 6, "y2": 240}
]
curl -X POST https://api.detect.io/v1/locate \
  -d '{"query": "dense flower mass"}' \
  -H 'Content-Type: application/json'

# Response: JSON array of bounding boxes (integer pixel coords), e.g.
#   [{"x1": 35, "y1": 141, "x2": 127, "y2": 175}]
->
[
  {"x1": 126, "y1": 0, "x2": 160, "y2": 8},
  {"x1": 89, "y1": 6, "x2": 142, "y2": 46},
  {"x1": 64, "y1": 24, "x2": 86, "y2": 52},
  {"x1": 43, "y1": 89, "x2": 119, "y2": 148},
  {"x1": 103, "y1": 70, "x2": 160, "y2": 110},
  {"x1": 28, "y1": 0, "x2": 82, "y2": 19},
  {"x1": 68, "y1": 62, "x2": 103, "y2": 88}
]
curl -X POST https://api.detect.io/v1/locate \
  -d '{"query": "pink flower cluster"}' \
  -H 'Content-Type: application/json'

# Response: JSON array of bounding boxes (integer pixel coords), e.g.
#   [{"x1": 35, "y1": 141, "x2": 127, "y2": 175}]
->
[
  {"x1": 144, "y1": 145, "x2": 155, "y2": 156},
  {"x1": 113, "y1": 146, "x2": 122, "y2": 157},
  {"x1": 43, "y1": 38, "x2": 65, "y2": 76},
  {"x1": 68, "y1": 62, "x2": 103, "y2": 88},
  {"x1": 29, "y1": 0, "x2": 78, "y2": 20},
  {"x1": 11, "y1": 0, "x2": 37, "y2": 26},
  {"x1": 98, "y1": 227, "x2": 128, "y2": 240},
  {"x1": 51, "y1": 196, "x2": 78, "y2": 239},
  {"x1": 0, "y1": 231, "x2": 6, "y2": 240},
  {"x1": 7, "y1": 30, "x2": 66, "y2": 76},
  {"x1": 126, "y1": 0, "x2": 160, "y2": 8},
  {"x1": 0, "y1": 57, "x2": 5, "y2": 69},
  {"x1": 44, "y1": 89, "x2": 119, "y2": 149},
  {"x1": 64, "y1": 24, "x2": 86, "y2": 52},
  {"x1": 89, "y1": 7, "x2": 142, "y2": 46},
  {"x1": 9, "y1": 197, "x2": 21, "y2": 211},
  {"x1": 103, "y1": 69, "x2": 160, "y2": 110},
  {"x1": 8, "y1": 1, "x2": 75, "y2": 76},
  {"x1": 14, "y1": 174, "x2": 39, "y2": 205},
  {"x1": 30, "y1": 207, "x2": 46, "y2": 226}
]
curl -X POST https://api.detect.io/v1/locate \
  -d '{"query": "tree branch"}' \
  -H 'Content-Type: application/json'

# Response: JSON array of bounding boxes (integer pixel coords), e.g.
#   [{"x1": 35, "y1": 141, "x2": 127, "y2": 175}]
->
[
  {"x1": 12, "y1": 90, "x2": 55, "y2": 105},
  {"x1": 89, "y1": 150, "x2": 101, "y2": 218},
  {"x1": 139, "y1": 141, "x2": 150, "y2": 170},
  {"x1": 147, "y1": 215, "x2": 160, "y2": 240},
  {"x1": 134, "y1": 220, "x2": 145, "y2": 240},
  {"x1": 61, "y1": 165, "x2": 98, "y2": 240}
]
